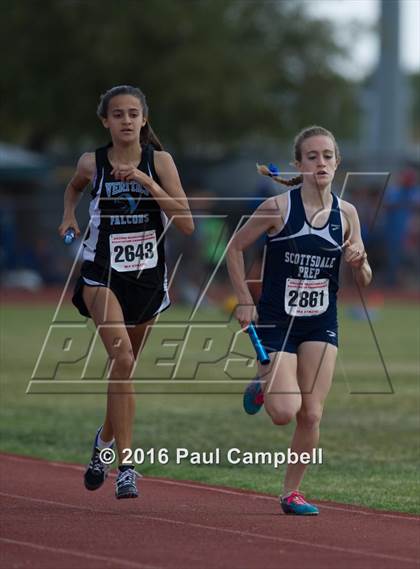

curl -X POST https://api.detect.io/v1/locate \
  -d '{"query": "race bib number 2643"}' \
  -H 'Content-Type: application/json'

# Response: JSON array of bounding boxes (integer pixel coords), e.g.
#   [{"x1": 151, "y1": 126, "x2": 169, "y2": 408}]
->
[{"x1": 110, "y1": 230, "x2": 158, "y2": 272}]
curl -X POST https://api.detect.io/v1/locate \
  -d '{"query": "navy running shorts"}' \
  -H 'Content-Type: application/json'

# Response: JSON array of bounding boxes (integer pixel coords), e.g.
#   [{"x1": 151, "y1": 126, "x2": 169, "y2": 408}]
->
[
  {"x1": 72, "y1": 261, "x2": 170, "y2": 325},
  {"x1": 255, "y1": 321, "x2": 338, "y2": 354}
]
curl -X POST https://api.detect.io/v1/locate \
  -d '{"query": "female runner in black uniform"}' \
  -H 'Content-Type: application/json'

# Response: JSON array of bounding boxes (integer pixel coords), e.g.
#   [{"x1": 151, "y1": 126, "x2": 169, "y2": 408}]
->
[
  {"x1": 227, "y1": 126, "x2": 372, "y2": 514},
  {"x1": 58, "y1": 85, "x2": 194, "y2": 499}
]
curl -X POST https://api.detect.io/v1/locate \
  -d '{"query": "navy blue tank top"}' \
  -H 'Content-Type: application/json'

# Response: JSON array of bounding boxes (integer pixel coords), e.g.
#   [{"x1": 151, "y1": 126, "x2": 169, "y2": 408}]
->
[
  {"x1": 82, "y1": 143, "x2": 167, "y2": 290},
  {"x1": 258, "y1": 187, "x2": 344, "y2": 327}
]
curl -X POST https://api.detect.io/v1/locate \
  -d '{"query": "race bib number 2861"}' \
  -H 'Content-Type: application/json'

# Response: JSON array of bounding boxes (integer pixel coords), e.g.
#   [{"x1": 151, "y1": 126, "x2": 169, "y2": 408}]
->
[
  {"x1": 110, "y1": 230, "x2": 158, "y2": 272},
  {"x1": 285, "y1": 278, "x2": 329, "y2": 317}
]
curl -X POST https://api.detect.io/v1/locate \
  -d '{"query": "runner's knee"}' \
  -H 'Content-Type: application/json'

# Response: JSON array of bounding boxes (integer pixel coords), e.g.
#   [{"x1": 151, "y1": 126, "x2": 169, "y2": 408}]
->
[
  {"x1": 267, "y1": 406, "x2": 296, "y2": 426},
  {"x1": 110, "y1": 350, "x2": 135, "y2": 379},
  {"x1": 296, "y1": 407, "x2": 323, "y2": 429}
]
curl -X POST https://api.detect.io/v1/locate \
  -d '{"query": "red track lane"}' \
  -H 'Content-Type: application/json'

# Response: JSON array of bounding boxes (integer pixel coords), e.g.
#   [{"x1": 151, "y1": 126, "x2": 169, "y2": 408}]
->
[{"x1": 1, "y1": 454, "x2": 419, "y2": 569}]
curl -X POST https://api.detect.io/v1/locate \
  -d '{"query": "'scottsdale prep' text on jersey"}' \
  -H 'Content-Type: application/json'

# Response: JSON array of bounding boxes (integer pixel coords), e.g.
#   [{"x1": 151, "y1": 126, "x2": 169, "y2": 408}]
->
[
  {"x1": 258, "y1": 187, "x2": 344, "y2": 326},
  {"x1": 83, "y1": 143, "x2": 167, "y2": 289}
]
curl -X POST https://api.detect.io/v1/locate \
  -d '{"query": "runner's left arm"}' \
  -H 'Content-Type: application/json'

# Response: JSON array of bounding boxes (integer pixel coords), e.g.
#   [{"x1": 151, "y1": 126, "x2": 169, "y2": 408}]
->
[{"x1": 342, "y1": 202, "x2": 372, "y2": 287}]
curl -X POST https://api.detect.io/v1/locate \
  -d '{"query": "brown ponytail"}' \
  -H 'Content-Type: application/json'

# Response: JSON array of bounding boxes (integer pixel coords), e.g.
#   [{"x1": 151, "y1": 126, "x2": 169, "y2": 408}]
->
[
  {"x1": 140, "y1": 122, "x2": 163, "y2": 151},
  {"x1": 256, "y1": 163, "x2": 303, "y2": 187}
]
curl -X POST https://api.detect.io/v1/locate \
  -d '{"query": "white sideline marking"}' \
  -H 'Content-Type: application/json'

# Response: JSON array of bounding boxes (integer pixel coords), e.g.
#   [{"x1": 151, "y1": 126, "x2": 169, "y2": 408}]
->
[
  {"x1": 143, "y1": 477, "x2": 420, "y2": 522},
  {"x1": 2, "y1": 454, "x2": 420, "y2": 522},
  {"x1": 2, "y1": 492, "x2": 419, "y2": 565},
  {"x1": 0, "y1": 537, "x2": 160, "y2": 569}
]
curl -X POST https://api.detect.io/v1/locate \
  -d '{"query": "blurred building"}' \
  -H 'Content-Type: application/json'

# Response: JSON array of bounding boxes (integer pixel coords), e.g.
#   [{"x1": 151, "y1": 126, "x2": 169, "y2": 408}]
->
[{"x1": 0, "y1": 143, "x2": 59, "y2": 289}]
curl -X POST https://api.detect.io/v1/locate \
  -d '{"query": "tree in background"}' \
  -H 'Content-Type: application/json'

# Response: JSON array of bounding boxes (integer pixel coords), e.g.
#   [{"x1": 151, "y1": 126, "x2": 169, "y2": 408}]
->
[{"x1": 1, "y1": 0, "x2": 360, "y2": 153}]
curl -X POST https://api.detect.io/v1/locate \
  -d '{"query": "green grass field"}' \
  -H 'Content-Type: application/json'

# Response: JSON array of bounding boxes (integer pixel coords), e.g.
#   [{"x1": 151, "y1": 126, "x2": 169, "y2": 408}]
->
[{"x1": 1, "y1": 301, "x2": 419, "y2": 513}]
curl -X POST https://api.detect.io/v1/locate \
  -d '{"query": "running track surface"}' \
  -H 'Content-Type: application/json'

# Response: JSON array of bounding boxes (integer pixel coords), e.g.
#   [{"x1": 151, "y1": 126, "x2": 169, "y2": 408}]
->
[{"x1": 1, "y1": 454, "x2": 419, "y2": 569}]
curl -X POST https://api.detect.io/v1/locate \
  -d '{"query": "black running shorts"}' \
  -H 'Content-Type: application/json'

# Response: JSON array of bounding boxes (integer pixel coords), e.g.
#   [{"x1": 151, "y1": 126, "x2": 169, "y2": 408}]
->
[{"x1": 72, "y1": 261, "x2": 170, "y2": 325}]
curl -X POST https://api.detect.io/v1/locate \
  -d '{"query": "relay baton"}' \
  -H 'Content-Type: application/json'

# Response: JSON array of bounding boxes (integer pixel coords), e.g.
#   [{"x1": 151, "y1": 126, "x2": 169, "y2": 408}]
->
[
  {"x1": 247, "y1": 322, "x2": 270, "y2": 365},
  {"x1": 63, "y1": 227, "x2": 76, "y2": 245}
]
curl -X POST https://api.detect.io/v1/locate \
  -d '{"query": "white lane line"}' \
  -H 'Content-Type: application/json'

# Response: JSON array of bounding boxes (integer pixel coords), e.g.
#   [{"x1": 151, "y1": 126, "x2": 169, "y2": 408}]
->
[
  {"x1": 138, "y1": 515, "x2": 420, "y2": 566},
  {"x1": 0, "y1": 537, "x2": 160, "y2": 569},
  {"x1": 0, "y1": 491, "x2": 284, "y2": 554},
  {"x1": 1, "y1": 454, "x2": 419, "y2": 522},
  {"x1": 2, "y1": 492, "x2": 420, "y2": 565},
  {"x1": 142, "y1": 477, "x2": 420, "y2": 522}
]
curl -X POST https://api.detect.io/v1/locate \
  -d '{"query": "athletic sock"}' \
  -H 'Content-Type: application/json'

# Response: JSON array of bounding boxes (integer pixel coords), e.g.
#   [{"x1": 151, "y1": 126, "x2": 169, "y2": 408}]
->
[{"x1": 97, "y1": 429, "x2": 114, "y2": 450}]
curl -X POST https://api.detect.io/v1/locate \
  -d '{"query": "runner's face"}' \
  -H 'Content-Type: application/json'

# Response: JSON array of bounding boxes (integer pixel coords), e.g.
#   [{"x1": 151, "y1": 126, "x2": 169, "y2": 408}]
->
[
  {"x1": 102, "y1": 95, "x2": 146, "y2": 144},
  {"x1": 296, "y1": 135, "x2": 339, "y2": 187}
]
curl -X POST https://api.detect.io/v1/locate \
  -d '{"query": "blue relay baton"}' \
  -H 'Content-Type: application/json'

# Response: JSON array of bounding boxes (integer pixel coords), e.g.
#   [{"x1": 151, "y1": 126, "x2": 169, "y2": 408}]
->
[
  {"x1": 63, "y1": 227, "x2": 76, "y2": 245},
  {"x1": 247, "y1": 322, "x2": 270, "y2": 365}
]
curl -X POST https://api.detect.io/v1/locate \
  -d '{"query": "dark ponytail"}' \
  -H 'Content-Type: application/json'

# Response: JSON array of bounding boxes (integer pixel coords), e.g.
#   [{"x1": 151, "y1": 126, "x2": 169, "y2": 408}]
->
[
  {"x1": 140, "y1": 122, "x2": 163, "y2": 151},
  {"x1": 97, "y1": 85, "x2": 164, "y2": 150}
]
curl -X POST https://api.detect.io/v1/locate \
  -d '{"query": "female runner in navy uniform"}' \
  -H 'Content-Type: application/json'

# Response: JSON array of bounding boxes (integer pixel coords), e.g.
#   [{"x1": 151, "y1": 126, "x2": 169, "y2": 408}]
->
[
  {"x1": 58, "y1": 85, "x2": 194, "y2": 499},
  {"x1": 227, "y1": 126, "x2": 371, "y2": 515}
]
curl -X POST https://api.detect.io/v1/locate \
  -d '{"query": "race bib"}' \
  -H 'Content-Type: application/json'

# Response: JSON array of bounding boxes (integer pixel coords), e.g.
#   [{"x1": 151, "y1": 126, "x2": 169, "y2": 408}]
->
[
  {"x1": 285, "y1": 278, "x2": 329, "y2": 317},
  {"x1": 110, "y1": 231, "x2": 158, "y2": 272}
]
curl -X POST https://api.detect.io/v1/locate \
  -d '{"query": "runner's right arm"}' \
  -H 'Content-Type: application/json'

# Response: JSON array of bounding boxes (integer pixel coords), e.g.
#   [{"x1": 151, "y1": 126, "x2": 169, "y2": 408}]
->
[
  {"x1": 58, "y1": 152, "x2": 95, "y2": 238},
  {"x1": 226, "y1": 195, "x2": 287, "y2": 328}
]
